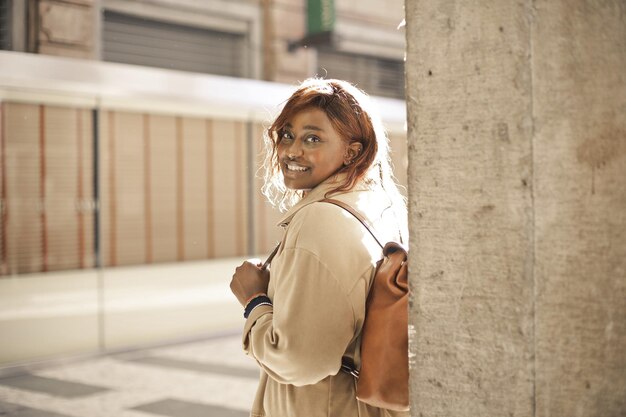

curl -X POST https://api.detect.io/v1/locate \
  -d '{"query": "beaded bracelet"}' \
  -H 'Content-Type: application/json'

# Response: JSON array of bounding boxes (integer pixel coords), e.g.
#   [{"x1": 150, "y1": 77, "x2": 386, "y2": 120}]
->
[{"x1": 244, "y1": 294, "x2": 273, "y2": 319}]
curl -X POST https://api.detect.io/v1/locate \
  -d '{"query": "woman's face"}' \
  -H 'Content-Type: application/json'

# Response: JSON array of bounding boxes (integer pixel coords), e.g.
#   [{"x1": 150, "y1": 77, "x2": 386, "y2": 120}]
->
[{"x1": 277, "y1": 107, "x2": 348, "y2": 191}]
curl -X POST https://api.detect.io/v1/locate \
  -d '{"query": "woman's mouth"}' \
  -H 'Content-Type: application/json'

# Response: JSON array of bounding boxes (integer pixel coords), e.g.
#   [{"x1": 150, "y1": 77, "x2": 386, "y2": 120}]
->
[{"x1": 284, "y1": 163, "x2": 310, "y2": 173}]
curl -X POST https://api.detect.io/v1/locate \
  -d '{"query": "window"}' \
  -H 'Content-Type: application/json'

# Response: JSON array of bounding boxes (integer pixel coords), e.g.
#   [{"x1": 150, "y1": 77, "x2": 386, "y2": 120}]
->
[
  {"x1": 102, "y1": 10, "x2": 246, "y2": 77},
  {"x1": 317, "y1": 50, "x2": 404, "y2": 99}
]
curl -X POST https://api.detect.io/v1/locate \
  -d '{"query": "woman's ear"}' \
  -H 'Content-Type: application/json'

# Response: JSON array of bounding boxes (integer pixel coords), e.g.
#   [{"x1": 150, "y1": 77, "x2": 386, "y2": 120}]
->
[{"x1": 344, "y1": 142, "x2": 363, "y2": 165}]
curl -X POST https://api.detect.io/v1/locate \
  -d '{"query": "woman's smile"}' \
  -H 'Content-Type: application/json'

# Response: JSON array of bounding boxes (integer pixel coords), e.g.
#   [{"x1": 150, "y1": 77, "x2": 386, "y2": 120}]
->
[
  {"x1": 284, "y1": 162, "x2": 310, "y2": 174},
  {"x1": 282, "y1": 161, "x2": 312, "y2": 186}
]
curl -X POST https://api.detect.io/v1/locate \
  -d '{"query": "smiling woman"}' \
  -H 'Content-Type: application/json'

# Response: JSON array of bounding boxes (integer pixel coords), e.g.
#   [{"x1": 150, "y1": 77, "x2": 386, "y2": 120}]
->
[
  {"x1": 278, "y1": 107, "x2": 361, "y2": 192},
  {"x1": 262, "y1": 78, "x2": 399, "y2": 212},
  {"x1": 229, "y1": 78, "x2": 408, "y2": 417}
]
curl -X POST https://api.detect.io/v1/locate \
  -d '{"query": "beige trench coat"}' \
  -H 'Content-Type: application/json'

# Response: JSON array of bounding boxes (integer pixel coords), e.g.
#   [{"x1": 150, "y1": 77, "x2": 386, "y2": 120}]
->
[{"x1": 242, "y1": 175, "x2": 410, "y2": 417}]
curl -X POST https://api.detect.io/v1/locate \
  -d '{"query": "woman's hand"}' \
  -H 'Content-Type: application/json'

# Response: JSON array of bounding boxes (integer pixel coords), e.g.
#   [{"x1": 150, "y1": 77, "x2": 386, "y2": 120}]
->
[{"x1": 230, "y1": 259, "x2": 270, "y2": 307}]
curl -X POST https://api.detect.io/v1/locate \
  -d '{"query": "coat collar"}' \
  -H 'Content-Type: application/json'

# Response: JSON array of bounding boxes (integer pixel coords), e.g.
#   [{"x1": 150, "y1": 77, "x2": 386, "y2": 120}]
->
[{"x1": 276, "y1": 173, "x2": 371, "y2": 227}]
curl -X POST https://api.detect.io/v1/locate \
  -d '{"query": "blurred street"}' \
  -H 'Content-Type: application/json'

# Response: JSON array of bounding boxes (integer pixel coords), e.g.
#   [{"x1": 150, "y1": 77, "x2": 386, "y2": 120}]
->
[{"x1": 0, "y1": 332, "x2": 257, "y2": 417}]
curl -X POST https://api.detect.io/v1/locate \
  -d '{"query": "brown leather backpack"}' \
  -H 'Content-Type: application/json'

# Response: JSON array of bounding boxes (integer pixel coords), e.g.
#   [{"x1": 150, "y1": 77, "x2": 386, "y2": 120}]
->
[{"x1": 321, "y1": 199, "x2": 410, "y2": 412}]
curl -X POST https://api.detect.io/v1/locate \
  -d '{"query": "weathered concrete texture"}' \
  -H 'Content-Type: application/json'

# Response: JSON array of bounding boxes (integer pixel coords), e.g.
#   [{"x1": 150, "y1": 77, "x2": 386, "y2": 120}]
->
[
  {"x1": 405, "y1": 1, "x2": 535, "y2": 416},
  {"x1": 406, "y1": 0, "x2": 626, "y2": 416},
  {"x1": 532, "y1": 1, "x2": 626, "y2": 416}
]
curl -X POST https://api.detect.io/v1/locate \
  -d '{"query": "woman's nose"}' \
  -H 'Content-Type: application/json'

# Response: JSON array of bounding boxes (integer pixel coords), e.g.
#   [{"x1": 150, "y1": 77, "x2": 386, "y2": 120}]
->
[{"x1": 285, "y1": 139, "x2": 304, "y2": 157}]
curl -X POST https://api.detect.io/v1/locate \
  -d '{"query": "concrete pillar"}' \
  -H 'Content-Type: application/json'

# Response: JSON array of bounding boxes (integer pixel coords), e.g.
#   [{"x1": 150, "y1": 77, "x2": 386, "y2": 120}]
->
[{"x1": 405, "y1": 1, "x2": 625, "y2": 416}]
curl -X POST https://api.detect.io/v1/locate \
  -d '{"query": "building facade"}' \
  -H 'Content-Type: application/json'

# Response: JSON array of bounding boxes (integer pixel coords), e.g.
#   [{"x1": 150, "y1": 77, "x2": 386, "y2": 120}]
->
[
  {"x1": 2, "y1": 0, "x2": 405, "y2": 97},
  {"x1": 0, "y1": 0, "x2": 407, "y2": 276}
]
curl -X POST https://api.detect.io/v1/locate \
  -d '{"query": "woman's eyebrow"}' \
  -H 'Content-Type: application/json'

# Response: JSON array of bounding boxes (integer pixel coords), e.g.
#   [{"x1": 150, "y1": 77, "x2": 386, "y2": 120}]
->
[{"x1": 284, "y1": 122, "x2": 324, "y2": 132}]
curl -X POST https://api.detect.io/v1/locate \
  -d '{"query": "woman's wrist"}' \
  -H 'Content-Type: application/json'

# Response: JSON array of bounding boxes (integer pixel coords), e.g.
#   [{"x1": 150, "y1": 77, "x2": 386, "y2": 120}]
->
[
  {"x1": 244, "y1": 294, "x2": 272, "y2": 319},
  {"x1": 244, "y1": 292, "x2": 267, "y2": 306}
]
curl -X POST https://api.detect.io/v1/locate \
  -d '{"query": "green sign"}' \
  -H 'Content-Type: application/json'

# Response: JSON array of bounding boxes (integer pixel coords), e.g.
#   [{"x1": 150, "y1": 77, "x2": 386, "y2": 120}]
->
[{"x1": 307, "y1": 0, "x2": 335, "y2": 35}]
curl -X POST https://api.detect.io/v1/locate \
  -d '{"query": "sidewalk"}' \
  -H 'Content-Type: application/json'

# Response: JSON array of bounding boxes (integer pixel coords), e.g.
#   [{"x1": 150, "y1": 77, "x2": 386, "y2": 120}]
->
[{"x1": 0, "y1": 332, "x2": 257, "y2": 417}]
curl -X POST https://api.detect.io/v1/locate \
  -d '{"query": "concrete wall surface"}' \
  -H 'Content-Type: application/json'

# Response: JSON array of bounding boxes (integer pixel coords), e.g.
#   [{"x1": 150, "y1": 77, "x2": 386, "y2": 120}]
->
[{"x1": 405, "y1": 1, "x2": 625, "y2": 416}]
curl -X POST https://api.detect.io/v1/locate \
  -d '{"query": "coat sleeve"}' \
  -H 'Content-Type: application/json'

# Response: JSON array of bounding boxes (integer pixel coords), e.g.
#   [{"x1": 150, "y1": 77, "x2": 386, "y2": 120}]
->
[{"x1": 242, "y1": 246, "x2": 356, "y2": 386}]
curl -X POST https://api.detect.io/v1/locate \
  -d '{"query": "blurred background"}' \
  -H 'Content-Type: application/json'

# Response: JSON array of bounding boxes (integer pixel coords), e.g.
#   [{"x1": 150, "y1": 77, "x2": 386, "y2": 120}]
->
[
  {"x1": 2, "y1": 1, "x2": 625, "y2": 416},
  {"x1": 0, "y1": 0, "x2": 407, "y2": 368}
]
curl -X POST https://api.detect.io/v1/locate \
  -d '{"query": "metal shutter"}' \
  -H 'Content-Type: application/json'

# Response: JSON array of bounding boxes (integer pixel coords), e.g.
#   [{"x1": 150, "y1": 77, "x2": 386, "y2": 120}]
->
[
  {"x1": 102, "y1": 10, "x2": 245, "y2": 77},
  {"x1": 1, "y1": 104, "x2": 95, "y2": 275},
  {"x1": 317, "y1": 50, "x2": 405, "y2": 99}
]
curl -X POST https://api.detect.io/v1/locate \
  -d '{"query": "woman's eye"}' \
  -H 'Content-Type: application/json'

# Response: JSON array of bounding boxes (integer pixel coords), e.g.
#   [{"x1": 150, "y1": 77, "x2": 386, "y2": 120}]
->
[
  {"x1": 280, "y1": 131, "x2": 293, "y2": 141},
  {"x1": 305, "y1": 136, "x2": 321, "y2": 144}
]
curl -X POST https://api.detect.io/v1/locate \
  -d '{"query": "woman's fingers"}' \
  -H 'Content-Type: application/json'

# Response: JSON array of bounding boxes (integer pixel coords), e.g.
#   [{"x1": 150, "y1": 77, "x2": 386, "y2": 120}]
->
[{"x1": 230, "y1": 261, "x2": 270, "y2": 307}]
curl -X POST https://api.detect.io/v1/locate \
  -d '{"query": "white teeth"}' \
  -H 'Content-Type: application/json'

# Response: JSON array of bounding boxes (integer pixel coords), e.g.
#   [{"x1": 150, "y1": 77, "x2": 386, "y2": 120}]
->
[{"x1": 287, "y1": 164, "x2": 308, "y2": 172}]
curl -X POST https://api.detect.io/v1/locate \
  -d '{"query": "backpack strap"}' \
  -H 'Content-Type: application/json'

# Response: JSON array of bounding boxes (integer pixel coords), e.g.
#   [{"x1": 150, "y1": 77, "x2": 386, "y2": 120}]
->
[
  {"x1": 341, "y1": 357, "x2": 360, "y2": 379},
  {"x1": 320, "y1": 198, "x2": 384, "y2": 250}
]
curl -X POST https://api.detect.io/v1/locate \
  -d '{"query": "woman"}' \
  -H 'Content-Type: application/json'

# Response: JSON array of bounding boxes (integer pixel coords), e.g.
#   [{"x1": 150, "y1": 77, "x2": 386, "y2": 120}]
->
[{"x1": 230, "y1": 78, "x2": 408, "y2": 417}]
